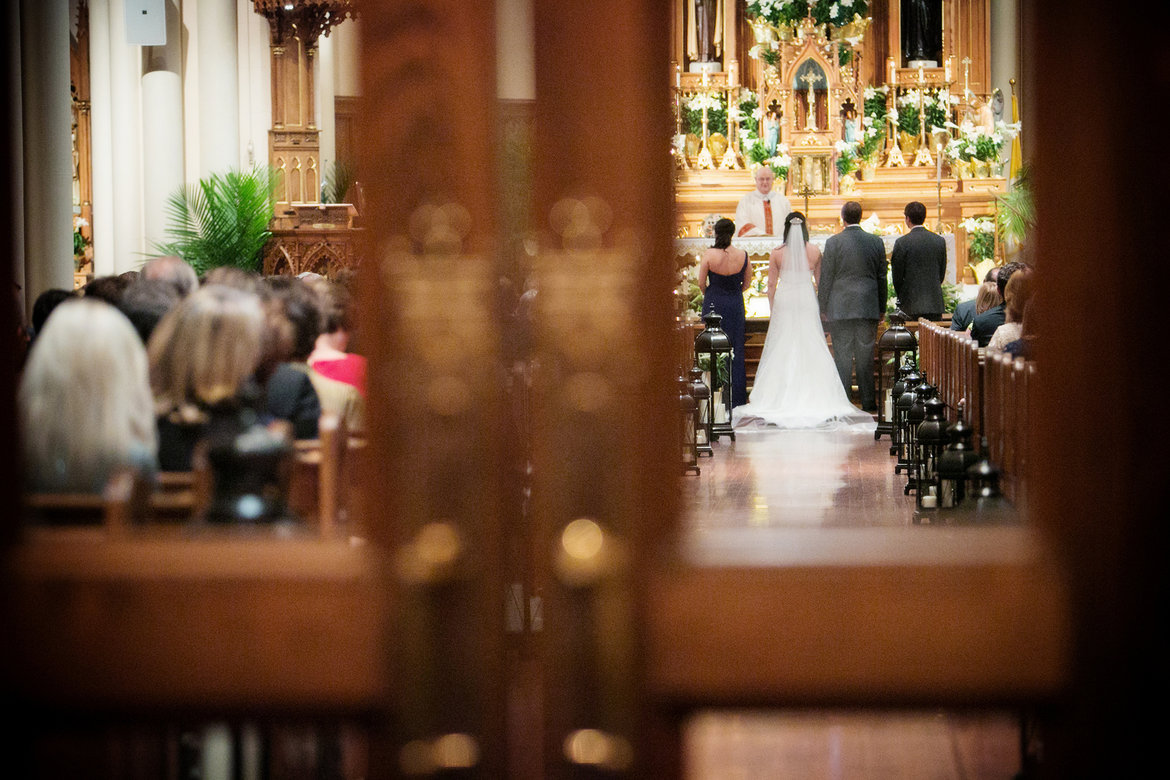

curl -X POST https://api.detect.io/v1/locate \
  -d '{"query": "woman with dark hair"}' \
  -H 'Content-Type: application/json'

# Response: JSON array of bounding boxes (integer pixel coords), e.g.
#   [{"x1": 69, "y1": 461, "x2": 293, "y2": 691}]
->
[
  {"x1": 734, "y1": 212, "x2": 875, "y2": 431},
  {"x1": 697, "y1": 217, "x2": 751, "y2": 407}
]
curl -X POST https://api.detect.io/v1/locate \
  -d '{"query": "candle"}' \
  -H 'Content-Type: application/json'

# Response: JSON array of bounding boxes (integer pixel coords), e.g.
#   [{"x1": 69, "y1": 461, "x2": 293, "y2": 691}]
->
[
  {"x1": 884, "y1": 392, "x2": 893, "y2": 420},
  {"x1": 729, "y1": 60, "x2": 738, "y2": 87},
  {"x1": 921, "y1": 494, "x2": 937, "y2": 509},
  {"x1": 889, "y1": 58, "x2": 896, "y2": 84},
  {"x1": 944, "y1": 58, "x2": 951, "y2": 83},
  {"x1": 676, "y1": 65, "x2": 681, "y2": 89},
  {"x1": 918, "y1": 64, "x2": 924, "y2": 83}
]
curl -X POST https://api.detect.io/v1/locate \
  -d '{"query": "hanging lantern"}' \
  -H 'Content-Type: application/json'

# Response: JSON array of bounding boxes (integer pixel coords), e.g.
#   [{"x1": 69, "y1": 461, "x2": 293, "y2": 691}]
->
[
  {"x1": 679, "y1": 374, "x2": 700, "y2": 475},
  {"x1": 694, "y1": 312, "x2": 736, "y2": 443},
  {"x1": 894, "y1": 362, "x2": 922, "y2": 477},
  {"x1": 937, "y1": 402, "x2": 979, "y2": 509},
  {"x1": 688, "y1": 362, "x2": 713, "y2": 458},
  {"x1": 915, "y1": 394, "x2": 949, "y2": 509},
  {"x1": 875, "y1": 308, "x2": 917, "y2": 443}
]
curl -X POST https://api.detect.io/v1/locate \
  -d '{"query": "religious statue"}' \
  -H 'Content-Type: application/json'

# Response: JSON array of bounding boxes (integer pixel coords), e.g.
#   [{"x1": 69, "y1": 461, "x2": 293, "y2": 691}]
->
[
  {"x1": 977, "y1": 89, "x2": 1004, "y2": 134},
  {"x1": 762, "y1": 109, "x2": 781, "y2": 155},
  {"x1": 687, "y1": 0, "x2": 723, "y2": 67},
  {"x1": 902, "y1": 0, "x2": 942, "y2": 64},
  {"x1": 842, "y1": 106, "x2": 859, "y2": 144}
]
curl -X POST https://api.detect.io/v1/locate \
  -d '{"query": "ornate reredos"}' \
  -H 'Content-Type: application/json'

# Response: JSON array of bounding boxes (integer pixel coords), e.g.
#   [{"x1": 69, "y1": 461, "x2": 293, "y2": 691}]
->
[{"x1": 760, "y1": 16, "x2": 860, "y2": 150}]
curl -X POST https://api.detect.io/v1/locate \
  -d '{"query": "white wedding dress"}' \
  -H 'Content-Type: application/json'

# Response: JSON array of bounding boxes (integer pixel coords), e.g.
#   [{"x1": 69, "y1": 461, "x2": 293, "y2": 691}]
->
[{"x1": 733, "y1": 221, "x2": 876, "y2": 432}]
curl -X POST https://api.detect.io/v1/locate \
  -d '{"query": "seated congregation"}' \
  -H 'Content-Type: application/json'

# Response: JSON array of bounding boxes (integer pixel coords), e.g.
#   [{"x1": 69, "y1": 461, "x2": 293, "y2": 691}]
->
[{"x1": 17, "y1": 257, "x2": 367, "y2": 531}]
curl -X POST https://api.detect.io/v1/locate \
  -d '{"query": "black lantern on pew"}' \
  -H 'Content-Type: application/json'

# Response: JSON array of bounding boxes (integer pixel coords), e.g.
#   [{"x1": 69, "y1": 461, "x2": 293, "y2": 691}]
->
[
  {"x1": 903, "y1": 381, "x2": 935, "y2": 496},
  {"x1": 936, "y1": 403, "x2": 979, "y2": 509},
  {"x1": 679, "y1": 373, "x2": 700, "y2": 475},
  {"x1": 894, "y1": 362, "x2": 922, "y2": 475},
  {"x1": 688, "y1": 362, "x2": 713, "y2": 457},
  {"x1": 967, "y1": 446, "x2": 1016, "y2": 524},
  {"x1": 694, "y1": 312, "x2": 735, "y2": 443},
  {"x1": 915, "y1": 394, "x2": 949, "y2": 509},
  {"x1": 876, "y1": 308, "x2": 917, "y2": 443},
  {"x1": 888, "y1": 354, "x2": 915, "y2": 457}
]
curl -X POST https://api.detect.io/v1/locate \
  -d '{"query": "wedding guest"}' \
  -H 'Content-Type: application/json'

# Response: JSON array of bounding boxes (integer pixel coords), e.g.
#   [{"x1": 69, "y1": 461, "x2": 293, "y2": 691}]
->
[
  {"x1": 118, "y1": 278, "x2": 182, "y2": 345},
  {"x1": 142, "y1": 255, "x2": 199, "y2": 298},
  {"x1": 82, "y1": 273, "x2": 135, "y2": 306},
  {"x1": 971, "y1": 261, "x2": 1025, "y2": 347},
  {"x1": 305, "y1": 277, "x2": 366, "y2": 396},
  {"x1": 951, "y1": 266, "x2": 998, "y2": 331},
  {"x1": 20, "y1": 298, "x2": 157, "y2": 494},
  {"x1": 891, "y1": 200, "x2": 947, "y2": 321},
  {"x1": 260, "y1": 276, "x2": 363, "y2": 437},
  {"x1": 148, "y1": 284, "x2": 268, "y2": 471},
  {"x1": 698, "y1": 217, "x2": 751, "y2": 407},
  {"x1": 28, "y1": 288, "x2": 75, "y2": 344},
  {"x1": 987, "y1": 265, "x2": 1034, "y2": 352}
]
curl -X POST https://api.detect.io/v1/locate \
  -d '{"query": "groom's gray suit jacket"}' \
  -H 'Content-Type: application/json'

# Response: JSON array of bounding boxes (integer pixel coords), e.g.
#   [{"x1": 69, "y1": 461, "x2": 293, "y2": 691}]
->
[{"x1": 818, "y1": 224, "x2": 888, "y2": 321}]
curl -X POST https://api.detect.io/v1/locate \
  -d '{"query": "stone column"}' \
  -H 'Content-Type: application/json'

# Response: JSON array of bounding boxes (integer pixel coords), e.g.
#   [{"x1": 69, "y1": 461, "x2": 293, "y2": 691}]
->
[
  {"x1": 199, "y1": 0, "x2": 241, "y2": 176},
  {"x1": 141, "y1": 0, "x2": 184, "y2": 251},
  {"x1": 109, "y1": 0, "x2": 144, "y2": 273},
  {"x1": 19, "y1": 0, "x2": 74, "y2": 301},
  {"x1": 317, "y1": 30, "x2": 336, "y2": 200},
  {"x1": 88, "y1": 0, "x2": 114, "y2": 275}
]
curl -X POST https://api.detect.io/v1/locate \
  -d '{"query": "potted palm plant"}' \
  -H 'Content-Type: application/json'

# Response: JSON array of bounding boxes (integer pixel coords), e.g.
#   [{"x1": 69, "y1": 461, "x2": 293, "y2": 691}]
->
[{"x1": 153, "y1": 166, "x2": 278, "y2": 275}]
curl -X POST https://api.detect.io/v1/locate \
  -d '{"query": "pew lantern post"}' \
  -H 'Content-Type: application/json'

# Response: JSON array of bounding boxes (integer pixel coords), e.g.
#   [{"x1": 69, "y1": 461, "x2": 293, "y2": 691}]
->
[
  {"x1": 694, "y1": 312, "x2": 735, "y2": 443},
  {"x1": 888, "y1": 354, "x2": 915, "y2": 457},
  {"x1": 936, "y1": 401, "x2": 979, "y2": 509},
  {"x1": 915, "y1": 393, "x2": 949, "y2": 509},
  {"x1": 688, "y1": 362, "x2": 713, "y2": 458},
  {"x1": 876, "y1": 308, "x2": 917, "y2": 443},
  {"x1": 679, "y1": 373, "x2": 700, "y2": 475},
  {"x1": 894, "y1": 360, "x2": 922, "y2": 476},
  {"x1": 903, "y1": 381, "x2": 935, "y2": 496}
]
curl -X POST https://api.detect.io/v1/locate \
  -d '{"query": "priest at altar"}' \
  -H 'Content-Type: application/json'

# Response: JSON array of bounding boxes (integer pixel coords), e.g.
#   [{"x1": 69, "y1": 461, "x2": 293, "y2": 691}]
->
[{"x1": 734, "y1": 166, "x2": 793, "y2": 237}]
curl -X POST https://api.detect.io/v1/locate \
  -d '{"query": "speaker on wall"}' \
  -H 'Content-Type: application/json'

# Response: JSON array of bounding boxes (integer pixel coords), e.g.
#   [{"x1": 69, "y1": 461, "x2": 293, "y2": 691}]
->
[{"x1": 125, "y1": 0, "x2": 166, "y2": 46}]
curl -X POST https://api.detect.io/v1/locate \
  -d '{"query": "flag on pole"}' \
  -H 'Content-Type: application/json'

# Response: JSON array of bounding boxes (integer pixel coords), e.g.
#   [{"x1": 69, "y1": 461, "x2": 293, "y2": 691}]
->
[{"x1": 1009, "y1": 80, "x2": 1023, "y2": 182}]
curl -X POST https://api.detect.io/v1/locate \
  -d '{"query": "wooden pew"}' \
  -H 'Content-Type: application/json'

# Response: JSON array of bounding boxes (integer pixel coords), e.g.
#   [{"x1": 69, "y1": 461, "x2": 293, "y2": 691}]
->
[{"x1": 290, "y1": 413, "x2": 367, "y2": 540}]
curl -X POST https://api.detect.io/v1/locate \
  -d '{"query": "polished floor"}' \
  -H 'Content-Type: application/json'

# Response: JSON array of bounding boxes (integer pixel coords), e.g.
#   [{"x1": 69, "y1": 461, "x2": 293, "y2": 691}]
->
[{"x1": 679, "y1": 425, "x2": 1024, "y2": 780}]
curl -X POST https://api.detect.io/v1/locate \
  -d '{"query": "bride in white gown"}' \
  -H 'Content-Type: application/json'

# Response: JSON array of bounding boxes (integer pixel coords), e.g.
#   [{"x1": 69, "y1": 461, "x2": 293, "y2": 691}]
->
[{"x1": 733, "y1": 214, "x2": 876, "y2": 431}]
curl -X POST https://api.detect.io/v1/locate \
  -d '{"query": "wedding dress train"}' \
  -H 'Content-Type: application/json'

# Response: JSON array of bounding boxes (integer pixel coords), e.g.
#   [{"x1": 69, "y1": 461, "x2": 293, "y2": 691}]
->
[{"x1": 733, "y1": 221, "x2": 876, "y2": 432}]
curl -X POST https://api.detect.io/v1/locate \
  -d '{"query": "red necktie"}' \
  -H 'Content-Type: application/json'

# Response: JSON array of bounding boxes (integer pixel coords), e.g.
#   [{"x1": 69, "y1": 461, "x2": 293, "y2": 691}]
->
[{"x1": 763, "y1": 200, "x2": 773, "y2": 235}]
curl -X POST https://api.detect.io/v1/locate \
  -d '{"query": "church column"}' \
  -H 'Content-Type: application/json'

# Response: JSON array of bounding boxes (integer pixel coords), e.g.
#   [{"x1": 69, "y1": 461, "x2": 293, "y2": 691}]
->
[
  {"x1": 108, "y1": 0, "x2": 144, "y2": 273},
  {"x1": 141, "y1": 0, "x2": 184, "y2": 252},
  {"x1": 199, "y1": 0, "x2": 241, "y2": 176},
  {"x1": 19, "y1": 0, "x2": 74, "y2": 301},
  {"x1": 88, "y1": 0, "x2": 115, "y2": 275},
  {"x1": 989, "y1": 0, "x2": 1018, "y2": 111},
  {"x1": 316, "y1": 28, "x2": 336, "y2": 199}
]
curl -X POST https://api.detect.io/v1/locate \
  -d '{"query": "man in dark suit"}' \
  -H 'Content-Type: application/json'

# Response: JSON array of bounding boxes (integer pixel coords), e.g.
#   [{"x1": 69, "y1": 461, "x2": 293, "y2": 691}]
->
[
  {"x1": 818, "y1": 201, "x2": 888, "y2": 412},
  {"x1": 971, "y1": 261, "x2": 1025, "y2": 347},
  {"x1": 951, "y1": 266, "x2": 999, "y2": 331},
  {"x1": 891, "y1": 201, "x2": 947, "y2": 321}
]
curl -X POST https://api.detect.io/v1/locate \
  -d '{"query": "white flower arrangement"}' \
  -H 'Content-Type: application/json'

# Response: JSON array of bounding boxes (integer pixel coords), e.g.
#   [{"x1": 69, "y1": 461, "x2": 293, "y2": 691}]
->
[
  {"x1": 687, "y1": 93, "x2": 723, "y2": 112},
  {"x1": 960, "y1": 217, "x2": 995, "y2": 234}
]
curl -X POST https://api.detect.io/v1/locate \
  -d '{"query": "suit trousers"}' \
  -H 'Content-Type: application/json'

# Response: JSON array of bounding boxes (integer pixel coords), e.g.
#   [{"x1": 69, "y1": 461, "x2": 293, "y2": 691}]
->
[{"x1": 827, "y1": 318, "x2": 877, "y2": 410}]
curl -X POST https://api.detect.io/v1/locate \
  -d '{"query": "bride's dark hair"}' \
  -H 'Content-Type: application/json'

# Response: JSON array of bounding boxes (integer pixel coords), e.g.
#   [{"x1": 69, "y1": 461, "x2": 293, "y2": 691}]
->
[
  {"x1": 713, "y1": 218, "x2": 736, "y2": 249},
  {"x1": 783, "y1": 211, "x2": 809, "y2": 243}
]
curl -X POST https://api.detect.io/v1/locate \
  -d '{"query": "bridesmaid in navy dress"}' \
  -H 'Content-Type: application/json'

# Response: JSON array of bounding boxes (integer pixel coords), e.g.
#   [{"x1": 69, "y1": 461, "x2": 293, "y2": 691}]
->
[{"x1": 698, "y1": 217, "x2": 752, "y2": 406}]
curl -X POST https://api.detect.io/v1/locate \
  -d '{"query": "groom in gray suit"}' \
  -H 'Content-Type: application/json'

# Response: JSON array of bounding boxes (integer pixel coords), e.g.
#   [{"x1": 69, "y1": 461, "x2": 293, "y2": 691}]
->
[{"x1": 818, "y1": 201, "x2": 888, "y2": 412}]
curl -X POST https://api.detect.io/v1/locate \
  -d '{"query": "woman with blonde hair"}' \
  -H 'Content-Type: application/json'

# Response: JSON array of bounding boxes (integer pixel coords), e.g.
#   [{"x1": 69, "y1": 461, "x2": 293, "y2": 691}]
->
[
  {"x1": 974, "y1": 279, "x2": 1001, "y2": 317},
  {"x1": 19, "y1": 298, "x2": 157, "y2": 494},
  {"x1": 987, "y1": 266, "x2": 1034, "y2": 352},
  {"x1": 149, "y1": 284, "x2": 267, "y2": 470}
]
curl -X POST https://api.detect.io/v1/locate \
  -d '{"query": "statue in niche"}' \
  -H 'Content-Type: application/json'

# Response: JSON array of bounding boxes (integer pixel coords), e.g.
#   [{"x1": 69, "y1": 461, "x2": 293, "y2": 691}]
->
[
  {"x1": 762, "y1": 107, "x2": 781, "y2": 155},
  {"x1": 842, "y1": 102, "x2": 859, "y2": 144},
  {"x1": 687, "y1": 0, "x2": 723, "y2": 67},
  {"x1": 902, "y1": 0, "x2": 942, "y2": 64}
]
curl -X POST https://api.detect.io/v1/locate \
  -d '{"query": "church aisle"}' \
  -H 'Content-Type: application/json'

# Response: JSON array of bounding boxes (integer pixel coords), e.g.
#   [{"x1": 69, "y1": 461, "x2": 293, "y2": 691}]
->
[
  {"x1": 682, "y1": 427, "x2": 911, "y2": 532},
  {"x1": 678, "y1": 427, "x2": 1022, "y2": 778}
]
